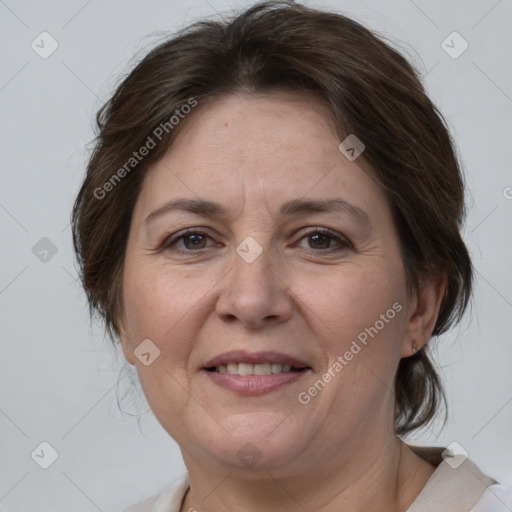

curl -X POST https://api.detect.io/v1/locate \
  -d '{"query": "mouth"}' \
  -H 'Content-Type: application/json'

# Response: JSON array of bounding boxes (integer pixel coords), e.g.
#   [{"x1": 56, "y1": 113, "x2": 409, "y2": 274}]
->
[
  {"x1": 205, "y1": 363, "x2": 308, "y2": 375},
  {"x1": 202, "y1": 350, "x2": 312, "y2": 395}
]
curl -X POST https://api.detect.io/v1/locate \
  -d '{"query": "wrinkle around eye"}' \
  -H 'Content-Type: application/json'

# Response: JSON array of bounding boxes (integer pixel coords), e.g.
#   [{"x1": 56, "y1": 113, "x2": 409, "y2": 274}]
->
[{"x1": 151, "y1": 228, "x2": 356, "y2": 260}]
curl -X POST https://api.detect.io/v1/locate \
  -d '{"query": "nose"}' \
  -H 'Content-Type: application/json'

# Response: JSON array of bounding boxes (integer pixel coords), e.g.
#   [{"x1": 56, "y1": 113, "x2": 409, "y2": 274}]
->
[{"x1": 215, "y1": 245, "x2": 294, "y2": 330}]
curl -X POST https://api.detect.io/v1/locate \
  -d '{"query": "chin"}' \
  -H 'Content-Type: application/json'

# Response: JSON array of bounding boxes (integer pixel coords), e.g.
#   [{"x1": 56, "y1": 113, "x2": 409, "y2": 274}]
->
[{"x1": 189, "y1": 413, "x2": 311, "y2": 471}]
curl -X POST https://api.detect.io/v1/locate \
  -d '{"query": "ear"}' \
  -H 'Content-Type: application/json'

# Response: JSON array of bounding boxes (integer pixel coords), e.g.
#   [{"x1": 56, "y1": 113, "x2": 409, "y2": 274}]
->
[
  {"x1": 118, "y1": 321, "x2": 136, "y2": 365},
  {"x1": 401, "y1": 273, "x2": 447, "y2": 358}
]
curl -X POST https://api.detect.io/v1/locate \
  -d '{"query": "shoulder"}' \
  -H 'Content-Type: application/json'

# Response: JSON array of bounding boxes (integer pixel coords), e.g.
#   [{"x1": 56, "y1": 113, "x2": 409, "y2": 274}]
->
[
  {"x1": 406, "y1": 444, "x2": 509, "y2": 512},
  {"x1": 470, "y1": 483, "x2": 512, "y2": 512},
  {"x1": 122, "y1": 473, "x2": 190, "y2": 512}
]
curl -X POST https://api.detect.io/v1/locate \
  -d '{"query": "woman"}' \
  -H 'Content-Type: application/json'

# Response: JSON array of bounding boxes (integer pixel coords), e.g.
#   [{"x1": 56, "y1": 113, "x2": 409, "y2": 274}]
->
[{"x1": 71, "y1": 1, "x2": 512, "y2": 511}]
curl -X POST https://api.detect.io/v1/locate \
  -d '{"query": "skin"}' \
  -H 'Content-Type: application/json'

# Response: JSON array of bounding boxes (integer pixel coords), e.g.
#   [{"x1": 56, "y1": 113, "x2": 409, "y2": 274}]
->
[{"x1": 119, "y1": 91, "x2": 446, "y2": 512}]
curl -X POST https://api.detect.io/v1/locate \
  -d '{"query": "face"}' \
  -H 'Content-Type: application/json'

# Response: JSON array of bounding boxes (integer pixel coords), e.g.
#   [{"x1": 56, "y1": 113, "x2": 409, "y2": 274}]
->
[{"x1": 119, "y1": 91, "x2": 419, "y2": 476}]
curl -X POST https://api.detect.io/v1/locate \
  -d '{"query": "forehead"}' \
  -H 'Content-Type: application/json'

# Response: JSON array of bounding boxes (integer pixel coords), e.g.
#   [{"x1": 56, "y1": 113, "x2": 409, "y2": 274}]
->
[
  {"x1": 177, "y1": 91, "x2": 341, "y2": 162},
  {"x1": 135, "y1": 91, "x2": 385, "y2": 221}
]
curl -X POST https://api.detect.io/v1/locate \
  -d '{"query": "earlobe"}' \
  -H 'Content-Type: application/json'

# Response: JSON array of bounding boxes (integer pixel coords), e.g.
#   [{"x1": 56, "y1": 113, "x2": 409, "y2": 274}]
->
[
  {"x1": 122, "y1": 340, "x2": 136, "y2": 366},
  {"x1": 118, "y1": 324, "x2": 136, "y2": 366},
  {"x1": 116, "y1": 300, "x2": 136, "y2": 365},
  {"x1": 401, "y1": 273, "x2": 447, "y2": 358}
]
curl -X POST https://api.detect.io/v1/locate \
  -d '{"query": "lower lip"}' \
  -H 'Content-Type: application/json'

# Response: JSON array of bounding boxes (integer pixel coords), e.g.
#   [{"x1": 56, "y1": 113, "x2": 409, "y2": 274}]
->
[{"x1": 203, "y1": 369, "x2": 310, "y2": 395}]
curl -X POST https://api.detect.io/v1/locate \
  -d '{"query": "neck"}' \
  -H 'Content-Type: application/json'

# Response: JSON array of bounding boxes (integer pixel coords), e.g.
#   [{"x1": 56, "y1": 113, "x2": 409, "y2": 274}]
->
[{"x1": 180, "y1": 438, "x2": 436, "y2": 512}]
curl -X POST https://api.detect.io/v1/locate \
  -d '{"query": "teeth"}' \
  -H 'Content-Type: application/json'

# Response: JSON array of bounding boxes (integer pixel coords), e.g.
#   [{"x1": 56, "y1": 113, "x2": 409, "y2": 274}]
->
[
  {"x1": 238, "y1": 363, "x2": 253, "y2": 376},
  {"x1": 254, "y1": 363, "x2": 271, "y2": 376},
  {"x1": 271, "y1": 363, "x2": 282, "y2": 374},
  {"x1": 215, "y1": 363, "x2": 296, "y2": 375}
]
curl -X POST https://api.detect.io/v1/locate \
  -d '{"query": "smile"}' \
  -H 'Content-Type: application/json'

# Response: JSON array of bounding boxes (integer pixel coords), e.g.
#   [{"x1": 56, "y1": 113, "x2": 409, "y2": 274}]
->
[
  {"x1": 207, "y1": 362, "x2": 304, "y2": 375},
  {"x1": 203, "y1": 366, "x2": 311, "y2": 395}
]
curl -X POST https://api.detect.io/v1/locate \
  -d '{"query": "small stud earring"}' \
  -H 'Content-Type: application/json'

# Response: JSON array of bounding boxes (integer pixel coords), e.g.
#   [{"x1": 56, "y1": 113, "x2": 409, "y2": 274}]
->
[{"x1": 412, "y1": 341, "x2": 418, "y2": 355}]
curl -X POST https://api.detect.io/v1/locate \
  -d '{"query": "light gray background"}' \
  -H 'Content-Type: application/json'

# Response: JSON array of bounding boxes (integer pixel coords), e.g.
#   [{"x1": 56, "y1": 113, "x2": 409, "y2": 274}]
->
[{"x1": 1, "y1": 0, "x2": 511, "y2": 510}]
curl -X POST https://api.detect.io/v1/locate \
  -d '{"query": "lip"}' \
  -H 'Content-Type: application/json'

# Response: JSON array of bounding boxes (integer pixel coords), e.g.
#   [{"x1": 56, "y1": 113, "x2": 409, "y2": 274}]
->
[
  {"x1": 202, "y1": 350, "x2": 312, "y2": 396},
  {"x1": 203, "y1": 350, "x2": 310, "y2": 369},
  {"x1": 203, "y1": 368, "x2": 311, "y2": 396}
]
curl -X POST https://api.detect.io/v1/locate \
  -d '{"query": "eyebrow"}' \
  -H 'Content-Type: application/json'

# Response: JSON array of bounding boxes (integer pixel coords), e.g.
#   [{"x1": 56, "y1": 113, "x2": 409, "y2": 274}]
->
[{"x1": 144, "y1": 197, "x2": 370, "y2": 225}]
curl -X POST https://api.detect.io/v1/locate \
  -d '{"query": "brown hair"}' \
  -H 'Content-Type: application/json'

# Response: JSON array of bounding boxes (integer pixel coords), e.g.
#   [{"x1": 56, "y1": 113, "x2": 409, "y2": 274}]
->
[{"x1": 71, "y1": 0, "x2": 472, "y2": 436}]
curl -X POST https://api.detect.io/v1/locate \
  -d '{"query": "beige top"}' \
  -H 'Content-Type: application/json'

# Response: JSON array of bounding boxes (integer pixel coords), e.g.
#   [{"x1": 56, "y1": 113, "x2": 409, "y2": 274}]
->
[{"x1": 123, "y1": 445, "x2": 512, "y2": 511}]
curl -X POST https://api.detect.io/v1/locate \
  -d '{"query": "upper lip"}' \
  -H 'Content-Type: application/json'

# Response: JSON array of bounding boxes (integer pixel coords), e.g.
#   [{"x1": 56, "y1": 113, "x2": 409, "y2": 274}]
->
[{"x1": 203, "y1": 350, "x2": 310, "y2": 369}]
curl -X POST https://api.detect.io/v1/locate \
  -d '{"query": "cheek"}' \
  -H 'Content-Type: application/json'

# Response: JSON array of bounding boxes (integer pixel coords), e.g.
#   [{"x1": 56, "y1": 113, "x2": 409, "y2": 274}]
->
[
  {"x1": 123, "y1": 261, "x2": 197, "y2": 339},
  {"x1": 296, "y1": 265, "x2": 406, "y2": 423},
  {"x1": 122, "y1": 261, "x2": 216, "y2": 377},
  {"x1": 299, "y1": 262, "x2": 405, "y2": 349},
  {"x1": 121, "y1": 265, "x2": 203, "y2": 433},
  {"x1": 322, "y1": 266, "x2": 406, "y2": 400}
]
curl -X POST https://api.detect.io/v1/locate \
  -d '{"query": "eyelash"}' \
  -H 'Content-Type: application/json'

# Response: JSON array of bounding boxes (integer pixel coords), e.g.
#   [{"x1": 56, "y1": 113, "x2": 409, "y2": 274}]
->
[{"x1": 161, "y1": 227, "x2": 352, "y2": 255}]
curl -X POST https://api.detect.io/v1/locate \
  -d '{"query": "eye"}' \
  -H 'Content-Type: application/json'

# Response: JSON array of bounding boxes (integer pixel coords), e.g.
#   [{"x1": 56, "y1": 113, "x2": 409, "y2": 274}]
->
[
  {"x1": 161, "y1": 227, "x2": 352, "y2": 255},
  {"x1": 295, "y1": 228, "x2": 352, "y2": 252},
  {"x1": 162, "y1": 229, "x2": 217, "y2": 253}
]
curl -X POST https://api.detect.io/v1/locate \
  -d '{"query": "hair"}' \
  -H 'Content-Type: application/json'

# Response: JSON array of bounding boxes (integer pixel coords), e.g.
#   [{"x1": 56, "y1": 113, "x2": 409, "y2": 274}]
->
[{"x1": 71, "y1": 0, "x2": 473, "y2": 436}]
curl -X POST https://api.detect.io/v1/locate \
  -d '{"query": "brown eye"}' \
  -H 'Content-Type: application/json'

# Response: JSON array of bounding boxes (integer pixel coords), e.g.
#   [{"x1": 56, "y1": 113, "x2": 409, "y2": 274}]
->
[
  {"x1": 163, "y1": 230, "x2": 215, "y2": 253},
  {"x1": 296, "y1": 229, "x2": 352, "y2": 252},
  {"x1": 307, "y1": 232, "x2": 332, "y2": 249},
  {"x1": 180, "y1": 233, "x2": 208, "y2": 250}
]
